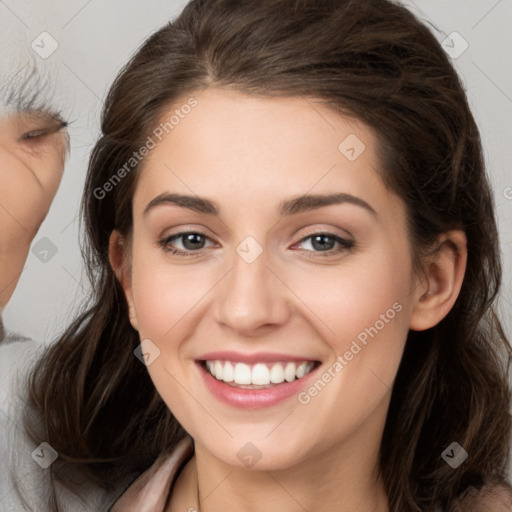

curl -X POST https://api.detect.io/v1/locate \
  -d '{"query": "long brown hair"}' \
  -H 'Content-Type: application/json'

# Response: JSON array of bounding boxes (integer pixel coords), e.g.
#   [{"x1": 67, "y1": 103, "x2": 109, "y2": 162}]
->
[{"x1": 25, "y1": 0, "x2": 511, "y2": 510}]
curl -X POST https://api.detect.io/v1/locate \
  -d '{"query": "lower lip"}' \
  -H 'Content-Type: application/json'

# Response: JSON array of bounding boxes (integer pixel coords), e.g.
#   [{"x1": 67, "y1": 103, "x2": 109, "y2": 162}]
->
[{"x1": 197, "y1": 362, "x2": 319, "y2": 410}]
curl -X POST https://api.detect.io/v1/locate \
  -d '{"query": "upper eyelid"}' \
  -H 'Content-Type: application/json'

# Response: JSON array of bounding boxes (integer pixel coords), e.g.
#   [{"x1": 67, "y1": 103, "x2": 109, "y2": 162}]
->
[
  {"x1": 19, "y1": 121, "x2": 68, "y2": 139},
  {"x1": 161, "y1": 230, "x2": 353, "y2": 250},
  {"x1": 10, "y1": 109, "x2": 68, "y2": 132}
]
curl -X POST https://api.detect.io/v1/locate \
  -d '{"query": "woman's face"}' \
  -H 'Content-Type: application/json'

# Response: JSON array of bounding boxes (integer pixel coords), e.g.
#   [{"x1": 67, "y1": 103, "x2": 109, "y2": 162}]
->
[{"x1": 120, "y1": 87, "x2": 423, "y2": 471}]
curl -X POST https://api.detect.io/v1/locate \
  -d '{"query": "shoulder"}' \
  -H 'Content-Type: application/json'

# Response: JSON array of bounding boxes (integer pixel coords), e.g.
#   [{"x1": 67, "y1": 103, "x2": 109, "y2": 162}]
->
[
  {"x1": 450, "y1": 482, "x2": 512, "y2": 512},
  {"x1": 0, "y1": 338, "x2": 127, "y2": 511},
  {"x1": 0, "y1": 336, "x2": 44, "y2": 415},
  {"x1": 0, "y1": 338, "x2": 52, "y2": 510}
]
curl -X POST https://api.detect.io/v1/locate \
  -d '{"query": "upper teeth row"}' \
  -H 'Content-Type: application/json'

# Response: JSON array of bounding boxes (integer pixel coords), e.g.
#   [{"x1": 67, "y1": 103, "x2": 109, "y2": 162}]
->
[{"x1": 206, "y1": 360, "x2": 315, "y2": 386}]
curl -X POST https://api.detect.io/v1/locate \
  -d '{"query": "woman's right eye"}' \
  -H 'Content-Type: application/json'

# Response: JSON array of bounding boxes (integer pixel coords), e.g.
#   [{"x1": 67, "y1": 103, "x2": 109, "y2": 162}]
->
[{"x1": 158, "y1": 231, "x2": 215, "y2": 255}]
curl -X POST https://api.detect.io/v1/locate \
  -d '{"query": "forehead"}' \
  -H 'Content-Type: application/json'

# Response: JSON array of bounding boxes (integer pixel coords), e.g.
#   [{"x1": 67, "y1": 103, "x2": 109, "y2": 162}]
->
[
  {"x1": 0, "y1": 5, "x2": 64, "y2": 118},
  {"x1": 134, "y1": 87, "x2": 395, "y2": 214},
  {"x1": 1, "y1": 67, "x2": 51, "y2": 117}
]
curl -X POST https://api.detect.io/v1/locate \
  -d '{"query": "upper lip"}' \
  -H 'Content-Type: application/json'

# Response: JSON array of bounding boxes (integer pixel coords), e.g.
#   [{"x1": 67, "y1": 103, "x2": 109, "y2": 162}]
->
[{"x1": 197, "y1": 351, "x2": 320, "y2": 364}]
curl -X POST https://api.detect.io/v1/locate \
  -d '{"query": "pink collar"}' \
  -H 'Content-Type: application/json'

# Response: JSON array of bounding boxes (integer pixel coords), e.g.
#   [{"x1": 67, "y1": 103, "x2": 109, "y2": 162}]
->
[{"x1": 111, "y1": 436, "x2": 194, "y2": 511}]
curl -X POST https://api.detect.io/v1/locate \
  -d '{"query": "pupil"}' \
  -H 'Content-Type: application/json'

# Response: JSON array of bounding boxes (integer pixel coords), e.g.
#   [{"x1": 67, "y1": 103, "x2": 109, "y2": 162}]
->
[
  {"x1": 312, "y1": 235, "x2": 334, "y2": 251},
  {"x1": 183, "y1": 233, "x2": 204, "y2": 250}
]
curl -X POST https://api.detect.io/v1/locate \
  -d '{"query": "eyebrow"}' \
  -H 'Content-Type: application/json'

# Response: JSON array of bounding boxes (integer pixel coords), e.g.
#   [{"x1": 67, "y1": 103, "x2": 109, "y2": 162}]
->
[
  {"x1": 1, "y1": 64, "x2": 67, "y2": 124},
  {"x1": 144, "y1": 192, "x2": 377, "y2": 217}
]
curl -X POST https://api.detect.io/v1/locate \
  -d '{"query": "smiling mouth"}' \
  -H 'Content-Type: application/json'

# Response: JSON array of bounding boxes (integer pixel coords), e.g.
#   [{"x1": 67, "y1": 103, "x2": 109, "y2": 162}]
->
[{"x1": 200, "y1": 360, "x2": 320, "y2": 389}]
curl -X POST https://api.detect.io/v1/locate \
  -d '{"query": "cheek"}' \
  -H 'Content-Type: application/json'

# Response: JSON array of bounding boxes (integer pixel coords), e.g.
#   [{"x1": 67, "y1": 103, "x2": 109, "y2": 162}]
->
[
  {"x1": 285, "y1": 247, "x2": 412, "y2": 348},
  {"x1": 284, "y1": 244, "x2": 413, "y2": 409},
  {"x1": 129, "y1": 244, "x2": 215, "y2": 340}
]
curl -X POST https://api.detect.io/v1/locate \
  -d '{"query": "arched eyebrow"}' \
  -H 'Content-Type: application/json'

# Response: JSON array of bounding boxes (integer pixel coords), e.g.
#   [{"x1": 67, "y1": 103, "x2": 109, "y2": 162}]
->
[
  {"x1": 278, "y1": 193, "x2": 377, "y2": 216},
  {"x1": 144, "y1": 192, "x2": 377, "y2": 217}
]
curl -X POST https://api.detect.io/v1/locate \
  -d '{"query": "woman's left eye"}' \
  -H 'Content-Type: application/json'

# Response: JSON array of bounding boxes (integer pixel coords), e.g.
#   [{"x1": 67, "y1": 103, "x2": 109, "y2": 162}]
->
[
  {"x1": 293, "y1": 233, "x2": 354, "y2": 255},
  {"x1": 159, "y1": 232, "x2": 215, "y2": 255}
]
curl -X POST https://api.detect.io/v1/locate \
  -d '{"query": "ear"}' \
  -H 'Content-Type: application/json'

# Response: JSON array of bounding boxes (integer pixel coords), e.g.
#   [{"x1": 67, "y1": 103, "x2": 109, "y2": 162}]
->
[
  {"x1": 109, "y1": 230, "x2": 138, "y2": 331},
  {"x1": 409, "y1": 230, "x2": 467, "y2": 331}
]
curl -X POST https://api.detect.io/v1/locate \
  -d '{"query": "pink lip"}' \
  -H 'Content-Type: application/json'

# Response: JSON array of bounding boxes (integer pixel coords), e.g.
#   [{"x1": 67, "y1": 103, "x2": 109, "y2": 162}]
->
[
  {"x1": 196, "y1": 359, "x2": 320, "y2": 410},
  {"x1": 197, "y1": 351, "x2": 318, "y2": 364}
]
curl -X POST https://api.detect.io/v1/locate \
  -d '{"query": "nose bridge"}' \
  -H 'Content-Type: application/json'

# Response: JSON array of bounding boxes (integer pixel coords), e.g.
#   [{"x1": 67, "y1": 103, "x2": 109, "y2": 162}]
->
[{"x1": 214, "y1": 236, "x2": 289, "y2": 333}]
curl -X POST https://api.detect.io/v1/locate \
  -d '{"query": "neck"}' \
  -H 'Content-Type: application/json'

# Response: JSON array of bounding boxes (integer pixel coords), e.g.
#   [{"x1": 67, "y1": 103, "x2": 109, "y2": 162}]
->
[{"x1": 170, "y1": 404, "x2": 390, "y2": 512}]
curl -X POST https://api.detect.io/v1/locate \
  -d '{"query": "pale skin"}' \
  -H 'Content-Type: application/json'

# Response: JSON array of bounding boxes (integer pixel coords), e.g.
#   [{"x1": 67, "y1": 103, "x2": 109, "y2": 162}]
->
[
  {"x1": 0, "y1": 110, "x2": 68, "y2": 307},
  {"x1": 110, "y1": 87, "x2": 467, "y2": 512}
]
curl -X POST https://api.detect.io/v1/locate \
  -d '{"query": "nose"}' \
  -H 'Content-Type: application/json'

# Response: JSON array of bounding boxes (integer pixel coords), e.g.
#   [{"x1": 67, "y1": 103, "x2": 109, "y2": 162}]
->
[{"x1": 214, "y1": 244, "x2": 291, "y2": 337}]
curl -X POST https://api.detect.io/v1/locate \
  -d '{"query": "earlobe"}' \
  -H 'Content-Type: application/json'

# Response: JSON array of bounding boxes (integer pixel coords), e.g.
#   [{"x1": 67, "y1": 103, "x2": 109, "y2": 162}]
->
[
  {"x1": 409, "y1": 230, "x2": 467, "y2": 332},
  {"x1": 108, "y1": 230, "x2": 139, "y2": 331}
]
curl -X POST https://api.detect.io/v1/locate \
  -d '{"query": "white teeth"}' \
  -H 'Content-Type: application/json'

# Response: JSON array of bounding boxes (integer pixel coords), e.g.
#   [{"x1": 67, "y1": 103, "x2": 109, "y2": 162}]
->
[
  {"x1": 270, "y1": 363, "x2": 285, "y2": 384},
  {"x1": 222, "y1": 361, "x2": 234, "y2": 382},
  {"x1": 234, "y1": 363, "x2": 252, "y2": 385},
  {"x1": 252, "y1": 364, "x2": 270, "y2": 385},
  {"x1": 284, "y1": 362, "x2": 296, "y2": 382},
  {"x1": 296, "y1": 362, "x2": 307, "y2": 379},
  {"x1": 214, "y1": 361, "x2": 224, "y2": 381},
  {"x1": 205, "y1": 360, "x2": 316, "y2": 386}
]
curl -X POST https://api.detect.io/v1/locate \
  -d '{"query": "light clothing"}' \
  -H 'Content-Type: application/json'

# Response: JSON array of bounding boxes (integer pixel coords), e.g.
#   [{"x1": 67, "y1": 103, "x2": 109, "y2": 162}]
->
[{"x1": 0, "y1": 335, "x2": 192, "y2": 511}]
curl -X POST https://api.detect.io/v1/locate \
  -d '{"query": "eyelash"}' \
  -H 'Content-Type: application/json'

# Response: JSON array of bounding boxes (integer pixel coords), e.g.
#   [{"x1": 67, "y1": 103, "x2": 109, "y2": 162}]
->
[
  {"x1": 157, "y1": 231, "x2": 355, "y2": 258},
  {"x1": 20, "y1": 120, "x2": 68, "y2": 141}
]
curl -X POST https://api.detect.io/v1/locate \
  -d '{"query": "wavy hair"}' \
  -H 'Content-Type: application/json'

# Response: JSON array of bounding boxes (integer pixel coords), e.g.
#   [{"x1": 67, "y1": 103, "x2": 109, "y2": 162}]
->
[{"x1": 25, "y1": 0, "x2": 511, "y2": 510}]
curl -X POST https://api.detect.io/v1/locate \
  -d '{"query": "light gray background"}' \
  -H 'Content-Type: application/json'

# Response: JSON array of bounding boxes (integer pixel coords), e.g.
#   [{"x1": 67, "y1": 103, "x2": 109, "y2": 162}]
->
[{"x1": 2, "y1": 0, "x2": 512, "y2": 350}]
